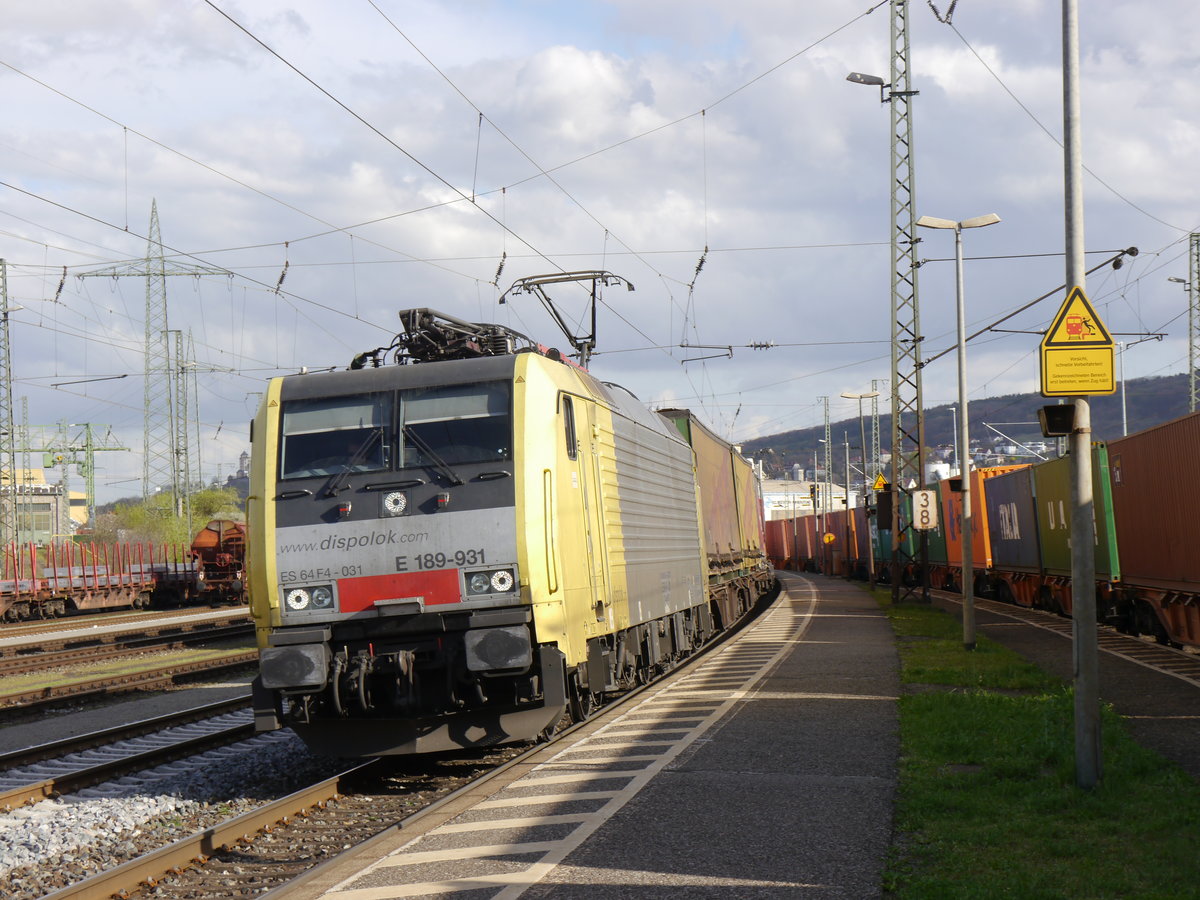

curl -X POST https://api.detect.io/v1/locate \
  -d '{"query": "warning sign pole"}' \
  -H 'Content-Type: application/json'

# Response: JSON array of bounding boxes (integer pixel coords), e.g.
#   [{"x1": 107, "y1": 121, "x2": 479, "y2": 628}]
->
[{"x1": 1062, "y1": 0, "x2": 1102, "y2": 790}]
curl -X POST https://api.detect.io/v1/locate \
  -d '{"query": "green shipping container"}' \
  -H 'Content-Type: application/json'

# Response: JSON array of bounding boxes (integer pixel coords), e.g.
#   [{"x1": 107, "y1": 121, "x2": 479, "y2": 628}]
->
[
  {"x1": 873, "y1": 491, "x2": 943, "y2": 568},
  {"x1": 926, "y1": 481, "x2": 948, "y2": 567},
  {"x1": 1031, "y1": 444, "x2": 1119, "y2": 581}
]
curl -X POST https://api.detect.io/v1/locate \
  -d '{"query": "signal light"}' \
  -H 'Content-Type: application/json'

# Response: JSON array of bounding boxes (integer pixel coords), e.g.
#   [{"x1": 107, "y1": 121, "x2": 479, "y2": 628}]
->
[
  {"x1": 437, "y1": 492, "x2": 451, "y2": 508},
  {"x1": 1038, "y1": 404, "x2": 1076, "y2": 437}
]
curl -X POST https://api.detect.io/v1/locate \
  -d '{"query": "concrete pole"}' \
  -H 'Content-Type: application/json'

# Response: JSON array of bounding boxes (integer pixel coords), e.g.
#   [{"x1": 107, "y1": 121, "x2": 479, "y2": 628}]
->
[{"x1": 1063, "y1": 0, "x2": 1102, "y2": 789}]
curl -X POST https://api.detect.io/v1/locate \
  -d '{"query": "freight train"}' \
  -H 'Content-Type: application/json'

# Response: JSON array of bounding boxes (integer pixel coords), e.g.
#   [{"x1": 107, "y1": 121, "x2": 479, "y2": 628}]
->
[
  {"x1": 765, "y1": 410, "x2": 1200, "y2": 648},
  {"x1": 0, "y1": 519, "x2": 247, "y2": 621},
  {"x1": 248, "y1": 307, "x2": 773, "y2": 757},
  {"x1": 159, "y1": 519, "x2": 247, "y2": 607}
]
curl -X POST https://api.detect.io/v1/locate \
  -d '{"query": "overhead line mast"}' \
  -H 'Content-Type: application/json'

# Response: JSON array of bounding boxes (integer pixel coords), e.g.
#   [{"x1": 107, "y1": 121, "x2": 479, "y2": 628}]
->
[
  {"x1": 0, "y1": 261, "x2": 16, "y2": 545},
  {"x1": 886, "y1": 0, "x2": 928, "y2": 602},
  {"x1": 80, "y1": 201, "x2": 223, "y2": 515},
  {"x1": 848, "y1": 1, "x2": 928, "y2": 600}
]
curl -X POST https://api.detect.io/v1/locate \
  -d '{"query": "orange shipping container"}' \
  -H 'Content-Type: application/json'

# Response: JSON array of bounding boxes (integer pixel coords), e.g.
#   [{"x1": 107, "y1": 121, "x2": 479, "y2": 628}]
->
[{"x1": 940, "y1": 466, "x2": 1028, "y2": 569}]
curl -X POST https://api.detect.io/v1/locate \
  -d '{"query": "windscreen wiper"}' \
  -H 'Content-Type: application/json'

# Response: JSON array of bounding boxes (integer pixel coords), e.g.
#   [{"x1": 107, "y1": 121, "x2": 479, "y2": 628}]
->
[
  {"x1": 402, "y1": 425, "x2": 465, "y2": 486},
  {"x1": 324, "y1": 429, "x2": 383, "y2": 496}
]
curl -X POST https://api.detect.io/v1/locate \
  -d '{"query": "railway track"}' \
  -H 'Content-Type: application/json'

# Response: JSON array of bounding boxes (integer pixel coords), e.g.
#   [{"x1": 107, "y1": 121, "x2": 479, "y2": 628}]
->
[
  {"x1": 41, "y1": 753, "x2": 529, "y2": 900},
  {"x1": 0, "y1": 650, "x2": 258, "y2": 713},
  {"x1": 0, "y1": 606, "x2": 247, "y2": 644},
  {"x1": 0, "y1": 609, "x2": 250, "y2": 657},
  {"x1": 0, "y1": 697, "x2": 253, "y2": 808},
  {"x1": 0, "y1": 624, "x2": 253, "y2": 677},
  {"x1": 936, "y1": 590, "x2": 1200, "y2": 685}
]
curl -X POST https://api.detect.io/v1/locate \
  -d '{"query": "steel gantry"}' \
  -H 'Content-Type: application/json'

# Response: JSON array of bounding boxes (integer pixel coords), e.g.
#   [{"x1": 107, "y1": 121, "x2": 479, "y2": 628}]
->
[
  {"x1": 887, "y1": 0, "x2": 929, "y2": 601},
  {"x1": 22, "y1": 423, "x2": 128, "y2": 538},
  {"x1": 79, "y1": 201, "x2": 222, "y2": 514},
  {"x1": 848, "y1": 2, "x2": 928, "y2": 600}
]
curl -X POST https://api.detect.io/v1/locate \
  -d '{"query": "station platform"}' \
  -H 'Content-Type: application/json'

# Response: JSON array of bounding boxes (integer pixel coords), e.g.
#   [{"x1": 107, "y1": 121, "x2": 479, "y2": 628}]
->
[{"x1": 285, "y1": 571, "x2": 900, "y2": 899}]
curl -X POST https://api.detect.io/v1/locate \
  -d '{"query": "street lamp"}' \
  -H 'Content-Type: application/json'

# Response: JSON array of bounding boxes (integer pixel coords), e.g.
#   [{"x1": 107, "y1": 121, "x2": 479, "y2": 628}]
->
[
  {"x1": 846, "y1": 71, "x2": 889, "y2": 103},
  {"x1": 841, "y1": 390, "x2": 880, "y2": 583},
  {"x1": 916, "y1": 212, "x2": 1002, "y2": 651}
]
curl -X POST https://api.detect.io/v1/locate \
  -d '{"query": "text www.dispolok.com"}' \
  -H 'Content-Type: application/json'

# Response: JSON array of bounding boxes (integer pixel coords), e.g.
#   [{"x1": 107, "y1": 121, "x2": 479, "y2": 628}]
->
[{"x1": 279, "y1": 531, "x2": 428, "y2": 553}]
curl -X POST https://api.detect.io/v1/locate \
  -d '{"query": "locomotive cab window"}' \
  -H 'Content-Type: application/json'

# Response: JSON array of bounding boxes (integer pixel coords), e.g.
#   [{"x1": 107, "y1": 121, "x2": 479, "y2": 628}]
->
[
  {"x1": 562, "y1": 395, "x2": 578, "y2": 461},
  {"x1": 400, "y1": 381, "x2": 511, "y2": 467},
  {"x1": 280, "y1": 393, "x2": 391, "y2": 479}
]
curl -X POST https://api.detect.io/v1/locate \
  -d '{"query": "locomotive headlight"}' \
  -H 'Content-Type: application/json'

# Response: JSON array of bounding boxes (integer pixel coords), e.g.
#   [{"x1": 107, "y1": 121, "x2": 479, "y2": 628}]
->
[
  {"x1": 285, "y1": 588, "x2": 311, "y2": 610},
  {"x1": 465, "y1": 568, "x2": 516, "y2": 595},
  {"x1": 311, "y1": 586, "x2": 334, "y2": 609},
  {"x1": 382, "y1": 490, "x2": 408, "y2": 516}
]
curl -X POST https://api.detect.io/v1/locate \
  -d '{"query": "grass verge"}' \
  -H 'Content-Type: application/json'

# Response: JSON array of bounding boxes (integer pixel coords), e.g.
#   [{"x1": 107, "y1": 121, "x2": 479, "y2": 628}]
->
[{"x1": 880, "y1": 592, "x2": 1200, "y2": 899}]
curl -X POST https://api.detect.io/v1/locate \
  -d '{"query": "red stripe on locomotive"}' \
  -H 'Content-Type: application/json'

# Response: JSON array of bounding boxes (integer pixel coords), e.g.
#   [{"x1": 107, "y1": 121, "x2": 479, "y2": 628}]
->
[{"x1": 336, "y1": 569, "x2": 460, "y2": 612}]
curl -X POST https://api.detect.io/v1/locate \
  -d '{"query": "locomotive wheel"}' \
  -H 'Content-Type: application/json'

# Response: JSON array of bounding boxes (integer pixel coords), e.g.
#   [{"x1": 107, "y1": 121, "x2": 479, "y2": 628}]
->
[{"x1": 568, "y1": 672, "x2": 595, "y2": 723}]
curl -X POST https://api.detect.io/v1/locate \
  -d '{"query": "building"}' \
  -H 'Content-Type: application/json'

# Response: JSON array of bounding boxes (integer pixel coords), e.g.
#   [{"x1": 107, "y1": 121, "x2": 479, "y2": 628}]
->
[
  {"x1": 761, "y1": 479, "x2": 851, "y2": 521},
  {"x1": 0, "y1": 470, "x2": 74, "y2": 544}
]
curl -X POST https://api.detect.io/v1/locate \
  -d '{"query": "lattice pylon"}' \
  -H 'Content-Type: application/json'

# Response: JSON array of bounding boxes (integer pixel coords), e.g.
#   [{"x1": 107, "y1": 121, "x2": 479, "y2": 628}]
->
[{"x1": 887, "y1": 0, "x2": 929, "y2": 601}]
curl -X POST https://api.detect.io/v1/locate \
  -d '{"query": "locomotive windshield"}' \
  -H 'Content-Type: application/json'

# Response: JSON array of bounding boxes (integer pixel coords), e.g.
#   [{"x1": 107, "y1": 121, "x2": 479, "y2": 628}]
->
[
  {"x1": 400, "y1": 381, "x2": 511, "y2": 467},
  {"x1": 280, "y1": 393, "x2": 390, "y2": 478},
  {"x1": 278, "y1": 381, "x2": 511, "y2": 480}
]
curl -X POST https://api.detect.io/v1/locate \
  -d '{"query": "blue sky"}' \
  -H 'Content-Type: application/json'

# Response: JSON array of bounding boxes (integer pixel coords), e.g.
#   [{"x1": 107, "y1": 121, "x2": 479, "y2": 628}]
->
[{"x1": 2, "y1": 1, "x2": 1197, "y2": 501}]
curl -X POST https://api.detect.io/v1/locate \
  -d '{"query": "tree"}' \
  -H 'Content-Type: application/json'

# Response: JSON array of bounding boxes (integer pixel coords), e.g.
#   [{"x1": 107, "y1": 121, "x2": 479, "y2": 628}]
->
[{"x1": 100, "y1": 486, "x2": 245, "y2": 547}]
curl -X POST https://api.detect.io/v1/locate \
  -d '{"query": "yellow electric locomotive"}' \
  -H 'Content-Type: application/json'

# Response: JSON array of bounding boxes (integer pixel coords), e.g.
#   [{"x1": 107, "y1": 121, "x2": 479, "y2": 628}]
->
[{"x1": 249, "y1": 308, "x2": 769, "y2": 756}]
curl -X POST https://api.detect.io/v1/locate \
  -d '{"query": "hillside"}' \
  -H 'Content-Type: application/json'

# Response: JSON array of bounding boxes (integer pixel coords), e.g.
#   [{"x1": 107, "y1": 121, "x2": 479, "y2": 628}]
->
[{"x1": 741, "y1": 373, "x2": 1191, "y2": 480}]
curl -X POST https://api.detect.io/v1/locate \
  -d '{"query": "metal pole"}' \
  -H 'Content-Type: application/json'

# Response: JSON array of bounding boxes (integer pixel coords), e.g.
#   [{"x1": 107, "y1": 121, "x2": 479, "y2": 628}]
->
[
  {"x1": 1118, "y1": 341, "x2": 1127, "y2": 436},
  {"x1": 1064, "y1": 0, "x2": 1101, "y2": 789},
  {"x1": 857, "y1": 398, "x2": 875, "y2": 583},
  {"x1": 955, "y1": 226, "x2": 976, "y2": 650},
  {"x1": 792, "y1": 494, "x2": 798, "y2": 571},
  {"x1": 844, "y1": 434, "x2": 852, "y2": 577},
  {"x1": 950, "y1": 405, "x2": 958, "y2": 473},
  {"x1": 870, "y1": 379, "x2": 882, "y2": 484},
  {"x1": 822, "y1": 397, "x2": 831, "y2": 573}
]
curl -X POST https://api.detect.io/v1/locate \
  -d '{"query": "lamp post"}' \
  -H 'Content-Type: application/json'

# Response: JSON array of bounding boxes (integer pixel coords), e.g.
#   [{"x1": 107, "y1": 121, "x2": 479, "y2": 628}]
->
[
  {"x1": 841, "y1": 390, "x2": 880, "y2": 583},
  {"x1": 916, "y1": 212, "x2": 1002, "y2": 651}
]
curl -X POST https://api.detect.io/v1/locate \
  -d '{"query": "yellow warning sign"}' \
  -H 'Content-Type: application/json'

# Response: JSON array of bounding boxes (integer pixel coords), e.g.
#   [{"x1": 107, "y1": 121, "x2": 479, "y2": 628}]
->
[
  {"x1": 1040, "y1": 286, "x2": 1116, "y2": 397},
  {"x1": 872, "y1": 473, "x2": 886, "y2": 491},
  {"x1": 1041, "y1": 286, "x2": 1114, "y2": 347}
]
